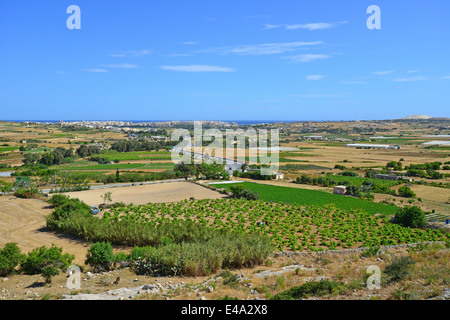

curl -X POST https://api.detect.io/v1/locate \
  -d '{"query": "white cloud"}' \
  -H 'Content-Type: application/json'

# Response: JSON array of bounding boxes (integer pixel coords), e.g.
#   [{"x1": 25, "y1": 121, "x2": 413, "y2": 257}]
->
[
  {"x1": 284, "y1": 54, "x2": 331, "y2": 62},
  {"x1": 101, "y1": 63, "x2": 138, "y2": 69},
  {"x1": 181, "y1": 41, "x2": 199, "y2": 45},
  {"x1": 82, "y1": 68, "x2": 109, "y2": 73},
  {"x1": 264, "y1": 21, "x2": 349, "y2": 31},
  {"x1": 110, "y1": 50, "x2": 151, "y2": 58},
  {"x1": 443, "y1": 75, "x2": 450, "y2": 79},
  {"x1": 406, "y1": 70, "x2": 420, "y2": 73},
  {"x1": 160, "y1": 65, "x2": 235, "y2": 72},
  {"x1": 373, "y1": 70, "x2": 393, "y2": 75},
  {"x1": 201, "y1": 41, "x2": 323, "y2": 56},
  {"x1": 166, "y1": 53, "x2": 190, "y2": 57},
  {"x1": 305, "y1": 75, "x2": 325, "y2": 80},
  {"x1": 393, "y1": 76, "x2": 426, "y2": 82}
]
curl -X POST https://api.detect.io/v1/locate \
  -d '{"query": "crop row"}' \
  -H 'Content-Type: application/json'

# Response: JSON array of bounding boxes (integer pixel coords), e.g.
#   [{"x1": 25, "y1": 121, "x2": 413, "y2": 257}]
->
[{"x1": 102, "y1": 199, "x2": 449, "y2": 252}]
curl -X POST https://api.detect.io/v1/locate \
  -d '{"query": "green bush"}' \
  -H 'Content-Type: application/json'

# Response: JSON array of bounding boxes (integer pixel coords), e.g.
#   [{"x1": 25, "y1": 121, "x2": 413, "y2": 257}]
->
[
  {"x1": 394, "y1": 206, "x2": 426, "y2": 228},
  {"x1": 48, "y1": 194, "x2": 71, "y2": 208},
  {"x1": 398, "y1": 186, "x2": 416, "y2": 198},
  {"x1": 41, "y1": 265, "x2": 60, "y2": 284},
  {"x1": 384, "y1": 256, "x2": 416, "y2": 283},
  {"x1": 271, "y1": 280, "x2": 345, "y2": 300},
  {"x1": 85, "y1": 242, "x2": 114, "y2": 272},
  {"x1": 0, "y1": 243, "x2": 25, "y2": 276},
  {"x1": 20, "y1": 244, "x2": 74, "y2": 275},
  {"x1": 361, "y1": 245, "x2": 381, "y2": 258},
  {"x1": 14, "y1": 184, "x2": 40, "y2": 199}
]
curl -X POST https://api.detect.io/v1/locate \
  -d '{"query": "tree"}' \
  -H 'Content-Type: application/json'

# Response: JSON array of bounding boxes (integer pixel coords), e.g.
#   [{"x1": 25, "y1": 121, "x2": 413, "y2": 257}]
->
[
  {"x1": 174, "y1": 162, "x2": 194, "y2": 180},
  {"x1": 398, "y1": 186, "x2": 416, "y2": 198},
  {"x1": 394, "y1": 206, "x2": 426, "y2": 228},
  {"x1": 41, "y1": 265, "x2": 60, "y2": 284},
  {"x1": 101, "y1": 191, "x2": 112, "y2": 205},
  {"x1": 0, "y1": 243, "x2": 25, "y2": 277}
]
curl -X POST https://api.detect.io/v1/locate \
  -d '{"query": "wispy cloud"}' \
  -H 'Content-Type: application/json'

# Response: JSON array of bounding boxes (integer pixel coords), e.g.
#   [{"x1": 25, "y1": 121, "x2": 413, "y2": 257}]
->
[
  {"x1": 284, "y1": 54, "x2": 331, "y2": 62},
  {"x1": 442, "y1": 75, "x2": 450, "y2": 79},
  {"x1": 101, "y1": 63, "x2": 138, "y2": 69},
  {"x1": 160, "y1": 65, "x2": 235, "y2": 72},
  {"x1": 201, "y1": 41, "x2": 323, "y2": 56},
  {"x1": 181, "y1": 41, "x2": 199, "y2": 45},
  {"x1": 166, "y1": 53, "x2": 190, "y2": 57},
  {"x1": 373, "y1": 70, "x2": 393, "y2": 75},
  {"x1": 305, "y1": 75, "x2": 325, "y2": 80},
  {"x1": 393, "y1": 76, "x2": 427, "y2": 82},
  {"x1": 82, "y1": 68, "x2": 109, "y2": 73},
  {"x1": 264, "y1": 21, "x2": 349, "y2": 31},
  {"x1": 342, "y1": 80, "x2": 368, "y2": 84},
  {"x1": 406, "y1": 70, "x2": 420, "y2": 73},
  {"x1": 109, "y1": 50, "x2": 151, "y2": 58}
]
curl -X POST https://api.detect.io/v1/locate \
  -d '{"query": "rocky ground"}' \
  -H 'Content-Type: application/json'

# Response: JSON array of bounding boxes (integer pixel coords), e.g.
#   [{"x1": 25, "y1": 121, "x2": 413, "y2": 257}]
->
[{"x1": 2, "y1": 245, "x2": 450, "y2": 301}]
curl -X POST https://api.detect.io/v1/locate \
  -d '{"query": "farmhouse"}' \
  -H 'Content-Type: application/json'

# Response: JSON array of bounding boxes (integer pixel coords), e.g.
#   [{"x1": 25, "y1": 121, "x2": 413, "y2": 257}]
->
[
  {"x1": 333, "y1": 185, "x2": 347, "y2": 195},
  {"x1": 304, "y1": 135, "x2": 325, "y2": 141},
  {"x1": 375, "y1": 174, "x2": 411, "y2": 182},
  {"x1": 275, "y1": 172, "x2": 284, "y2": 180}
]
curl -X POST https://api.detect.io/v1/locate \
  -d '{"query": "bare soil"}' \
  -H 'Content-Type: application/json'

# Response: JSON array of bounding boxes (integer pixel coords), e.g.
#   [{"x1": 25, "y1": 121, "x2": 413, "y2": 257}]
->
[{"x1": 63, "y1": 181, "x2": 227, "y2": 207}]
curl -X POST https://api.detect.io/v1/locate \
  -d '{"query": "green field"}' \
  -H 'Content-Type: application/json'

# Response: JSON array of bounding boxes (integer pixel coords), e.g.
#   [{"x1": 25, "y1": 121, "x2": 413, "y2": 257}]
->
[
  {"x1": 103, "y1": 199, "x2": 449, "y2": 252},
  {"x1": 0, "y1": 146, "x2": 19, "y2": 153},
  {"x1": 212, "y1": 182, "x2": 399, "y2": 215},
  {"x1": 99, "y1": 150, "x2": 173, "y2": 161},
  {"x1": 55, "y1": 162, "x2": 175, "y2": 171},
  {"x1": 315, "y1": 174, "x2": 403, "y2": 188}
]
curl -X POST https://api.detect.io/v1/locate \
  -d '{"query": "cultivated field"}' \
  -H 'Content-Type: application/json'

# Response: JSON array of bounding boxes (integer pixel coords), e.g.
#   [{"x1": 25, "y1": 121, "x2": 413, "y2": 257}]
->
[
  {"x1": 63, "y1": 181, "x2": 227, "y2": 206},
  {"x1": 0, "y1": 196, "x2": 90, "y2": 265}
]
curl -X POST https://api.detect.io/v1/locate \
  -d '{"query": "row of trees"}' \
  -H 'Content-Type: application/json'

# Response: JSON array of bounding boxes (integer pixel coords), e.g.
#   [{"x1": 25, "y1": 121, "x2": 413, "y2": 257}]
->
[
  {"x1": 23, "y1": 147, "x2": 76, "y2": 166},
  {"x1": 174, "y1": 162, "x2": 230, "y2": 180},
  {"x1": 110, "y1": 140, "x2": 176, "y2": 153}
]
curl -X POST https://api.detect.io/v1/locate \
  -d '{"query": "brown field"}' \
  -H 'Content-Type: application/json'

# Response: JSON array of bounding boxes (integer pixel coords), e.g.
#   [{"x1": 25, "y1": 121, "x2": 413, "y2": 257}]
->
[
  {"x1": 0, "y1": 196, "x2": 91, "y2": 265},
  {"x1": 63, "y1": 181, "x2": 227, "y2": 207}
]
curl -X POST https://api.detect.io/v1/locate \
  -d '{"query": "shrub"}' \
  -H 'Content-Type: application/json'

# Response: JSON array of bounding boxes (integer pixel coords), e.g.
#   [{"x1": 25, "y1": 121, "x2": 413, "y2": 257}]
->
[
  {"x1": 85, "y1": 242, "x2": 115, "y2": 272},
  {"x1": 14, "y1": 184, "x2": 40, "y2": 199},
  {"x1": 48, "y1": 194, "x2": 71, "y2": 208},
  {"x1": 383, "y1": 256, "x2": 416, "y2": 283},
  {"x1": 394, "y1": 206, "x2": 426, "y2": 228},
  {"x1": 41, "y1": 265, "x2": 60, "y2": 284},
  {"x1": 0, "y1": 243, "x2": 25, "y2": 276},
  {"x1": 271, "y1": 280, "x2": 345, "y2": 300},
  {"x1": 361, "y1": 245, "x2": 380, "y2": 258},
  {"x1": 20, "y1": 244, "x2": 74, "y2": 275},
  {"x1": 398, "y1": 186, "x2": 416, "y2": 198},
  {"x1": 230, "y1": 184, "x2": 259, "y2": 200}
]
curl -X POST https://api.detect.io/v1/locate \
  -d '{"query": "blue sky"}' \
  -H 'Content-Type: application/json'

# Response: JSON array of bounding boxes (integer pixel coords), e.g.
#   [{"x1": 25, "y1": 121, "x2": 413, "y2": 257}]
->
[{"x1": 1, "y1": 0, "x2": 449, "y2": 121}]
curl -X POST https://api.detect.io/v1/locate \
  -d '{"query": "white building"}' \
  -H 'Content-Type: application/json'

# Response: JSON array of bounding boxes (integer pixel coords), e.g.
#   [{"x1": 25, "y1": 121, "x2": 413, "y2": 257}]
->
[{"x1": 346, "y1": 144, "x2": 401, "y2": 149}]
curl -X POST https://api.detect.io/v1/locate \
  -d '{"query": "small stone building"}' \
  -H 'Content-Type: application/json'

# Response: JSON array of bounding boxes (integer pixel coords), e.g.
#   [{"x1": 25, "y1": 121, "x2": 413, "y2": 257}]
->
[{"x1": 333, "y1": 185, "x2": 347, "y2": 195}]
